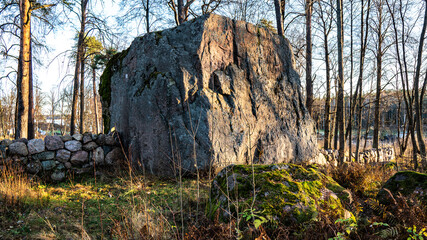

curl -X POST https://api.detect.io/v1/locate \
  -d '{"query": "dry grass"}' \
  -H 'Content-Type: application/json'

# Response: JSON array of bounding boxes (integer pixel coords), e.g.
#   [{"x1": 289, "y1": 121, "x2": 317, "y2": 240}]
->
[{"x1": 0, "y1": 160, "x2": 48, "y2": 211}]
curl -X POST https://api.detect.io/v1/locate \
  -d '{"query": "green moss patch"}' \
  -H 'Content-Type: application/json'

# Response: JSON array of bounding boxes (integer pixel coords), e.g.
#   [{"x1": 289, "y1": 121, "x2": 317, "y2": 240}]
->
[{"x1": 209, "y1": 163, "x2": 353, "y2": 229}]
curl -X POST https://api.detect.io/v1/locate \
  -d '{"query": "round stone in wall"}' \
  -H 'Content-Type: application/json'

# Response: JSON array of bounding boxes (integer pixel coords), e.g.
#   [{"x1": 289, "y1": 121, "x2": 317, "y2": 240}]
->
[
  {"x1": 27, "y1": 139, "x2": 45, "y2": 155},
  {"x1": 83, "y1": 133, "x2": 93, "y2": 144},
  {"x1": 72, "y1": 134, "x2": 83, "y2": 141},
  {"x1": 83, "y1": 142, "x2": 98, "y2": 151},
  {"x1": 51, "y1": 171, "x2": 66, "y2": 181},
  {"x1": 61, "y1": 134, "x2": 73, "y2": 142},
  {"x1": 92, "y1": 147, "x2": 104, "y2": 165},
  {"x1": 45, "y1": 135, "x2": 64, "y2": 151},
  {"x1": 70, "y1": 151, "x2": 88, "y2": 165},
  {"x1": 27, "y1": 161, "x2": 42, "y2": 174},
  {"x1": 8, "y1": 142, "x2": 28, "y2": 156},
  {"x1": 56, "y1": 149, "x2": 71, "y2": 162},
  {"x1": 65, "y1": 140, "x2": 82, "y2": 152}
]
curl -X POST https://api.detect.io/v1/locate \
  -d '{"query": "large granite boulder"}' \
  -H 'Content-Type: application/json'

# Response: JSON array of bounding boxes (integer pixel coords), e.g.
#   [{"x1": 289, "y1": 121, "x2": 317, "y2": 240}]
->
[
  {"x1": 101, "y1": 13, "x2": 318, "y2": 176},
  {"x1": 209, "y1": 164, "x2": 353, "y2": 226}
]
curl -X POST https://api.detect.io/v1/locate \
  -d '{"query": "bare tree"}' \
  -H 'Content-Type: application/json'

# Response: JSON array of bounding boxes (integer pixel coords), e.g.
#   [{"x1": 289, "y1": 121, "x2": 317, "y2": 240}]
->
[
  {"x1": 305, "y1": 0, "x2": 313, "y2": 115},
  {"x1": 274, "y1": 0, "x2": 284, "y2": 35},
  {"x1": 315, "y1": 0, "x2": 334, "y2": 149},
  {"x1": 336, "y1": 0, "x2": 345, "y2": 163}
]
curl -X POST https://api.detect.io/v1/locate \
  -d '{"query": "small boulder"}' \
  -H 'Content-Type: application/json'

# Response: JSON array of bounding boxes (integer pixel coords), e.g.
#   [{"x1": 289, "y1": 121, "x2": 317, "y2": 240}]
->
[
  {"x1": 41, "y1": 160, "x2": 56, "y2": 171},
  {"x1": 105, "y1": 148, "x2": 123, "y2": 165},
  {"x1": 8, "y1": 142, "x2": 28, "y2": 156},
  {"x1": 378, "y1": 171, "x2": 427, "y2": 205},
  {"x1": 27, "y1": 161, "x2": 42, "y2": 174},
  {"x1": 83, "y1": 142, "x2": 98, "y2": 151},
  {"x1": 0, "y1": 139, "x2": 13, "y2": 147},
  {"x1": 72, "y1": 134, "x2": 83, "y2": 141},
  {"x1": 92, "y1": 147, "x2": 104, "y2": 165},
  {"x1": 95, "y1": 134, "x2": 106, "y2": 145},
  {"x1": 70, "y1": 151, "x2": 88, "y2": 165},
  {"x1": 209, "y1": 164, "x2": 353, "y2": 226},
  {"x1": 45, "y1": 135, "x2": 64, "y2": 150},
  {"x1": 64, "y1": 162, "x2": 72, "y2": 169},
  {"x1": 61, "y1": 134, "x2": 73, "y2": 142},
  {"x1": 32, "y1": 151, "x2": 55, "y2": 161},
  {"x1": 91, "y1": 134, "x2": 99, "y2": 141},
  {"x1": 105, "y1": 135, "x2": 118, "y2": 146},
  {"x1": 65, "y1": 140, "x2": 82, "y2": 152},
  {"x1": 51, "y1": 171, "x2": 66, "y2": 181},
  {"x1": 82, "y1": 133, "x2": 93, "y2": 144},
  {"x1": 56, "y1": 149, "x2": 71, "y2": 162},
  {"x1": 0, "y1": 145, "x2": 6, "y2": 158},
  {"x1": 27, "y1": 139, "x2": 45, "y2": 155}
]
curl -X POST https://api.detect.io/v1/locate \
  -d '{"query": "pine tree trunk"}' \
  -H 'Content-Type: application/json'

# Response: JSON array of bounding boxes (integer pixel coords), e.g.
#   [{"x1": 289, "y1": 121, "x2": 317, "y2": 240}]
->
[
  {"x1": 92, "y1": 67, "x2": 99, "y2": 133},
  {"x1": 16, "y1": 0, "x2": 32, "y2": 139},
  {"x1": 323, "y1": 30, "x2": 331, "y2": 149},
  {"x1": 70, "y1": 0, "x2": 88, "y2": 135},
  {"x1": 373, "y1": 4, "x2": 383, "y2": 149},
  {"x1": 274, "y1": 0, "x2": 284, "y2": 36},
  {"x1": 414, "y1": 1, "x2": 427, "y2": 165},
  {"x1": 80, "y1": 54, "x2": 85, "y2": 134},
  {"x1": 337, "y1": 0, "x2": 345, "y2": 163},
  {"x1": 178, "y1": 0, "x2": 184, "y2": 24},
  {"x1": 28, "y1": 35, "x2": 34, "y2": 139},
  {"x1": 305, "y1": 0, "x2": 313, "y2": 115}
]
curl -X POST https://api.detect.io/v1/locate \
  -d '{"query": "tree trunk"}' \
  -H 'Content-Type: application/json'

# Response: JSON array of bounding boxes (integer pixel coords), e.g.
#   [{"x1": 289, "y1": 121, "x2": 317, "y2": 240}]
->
[
  {"x1": 146, "y1": 0, "x2": 150, "y2": 33},
  {"x1": 178, "y1": 0, "x2": 184, "y2": 24},
  {"x1": 305, "y1": 0, "x2": 313, "y2": 115},
  {"x1": 16, "y1": 0, "x2": 32, "y2": 139},
  {"x1": 414, "y1": 1, "x2": 427, "y2": 165},
  {"x1": 348, "y1": 0, "x2": 354, "y2": 156},
  {"x1": 79, "y1": 54, "x2": 85, "y2": 134},
  {"x1": 28, "y1": 35, "x2": 34, "y2": 139},
  {"x1": 355, "y1": 0, "x2": 371, "y2": 162},
  {"x1": 70, "y1": 0, "x2": 88, "y2": 136},
  {"x1": 337, "y1": 0, "x2": 345, "y2": 164},
  {"x1": 373, "y1": 4, "x2": 383, "y2": 150},
  {"x1": 92, "y1": 67, "x2": 99, "y2": 133},
  {"x1": 274, "y1": 0, "x2": 284, "y2": 36}
]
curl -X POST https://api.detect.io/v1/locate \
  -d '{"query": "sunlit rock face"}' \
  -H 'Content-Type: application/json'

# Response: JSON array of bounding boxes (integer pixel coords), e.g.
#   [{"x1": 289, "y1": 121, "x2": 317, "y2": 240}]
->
[{"x1": 102, "y1": 13, "x2": 318, "y2": 176}]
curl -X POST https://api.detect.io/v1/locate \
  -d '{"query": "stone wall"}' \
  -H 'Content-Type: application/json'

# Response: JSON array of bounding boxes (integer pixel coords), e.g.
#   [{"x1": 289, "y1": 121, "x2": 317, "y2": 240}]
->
[
  {"x1": 0, "y1": 133, "x2": 124, "y2": 181},
  {"x1": 318, "y1": 147, "x2": 396, "y2": 166}
]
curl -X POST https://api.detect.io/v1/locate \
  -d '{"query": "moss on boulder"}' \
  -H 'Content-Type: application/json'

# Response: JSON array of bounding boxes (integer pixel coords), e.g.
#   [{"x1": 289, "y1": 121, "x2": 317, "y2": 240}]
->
[
  {"x1": 377, "y1": 171, "x2": 427, "y2": 205},
  {"x1": 208, "y1": 164, "x2": 354, "y2": 227}
]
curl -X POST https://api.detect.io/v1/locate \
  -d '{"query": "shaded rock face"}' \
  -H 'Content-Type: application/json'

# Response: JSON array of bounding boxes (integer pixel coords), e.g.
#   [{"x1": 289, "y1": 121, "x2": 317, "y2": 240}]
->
[
  {"x1": 102, "y1": 14, "x2": 317, "y2": 176},
  {"x1": 209, "y1": 164, "x2": 353, "y2": 225}
]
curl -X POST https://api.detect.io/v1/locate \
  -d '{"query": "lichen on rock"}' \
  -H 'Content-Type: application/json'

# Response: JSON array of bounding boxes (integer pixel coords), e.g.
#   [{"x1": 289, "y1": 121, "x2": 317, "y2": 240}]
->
[{"x1": 209, "y1": 163, "x2": 354, "y2": 227}]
